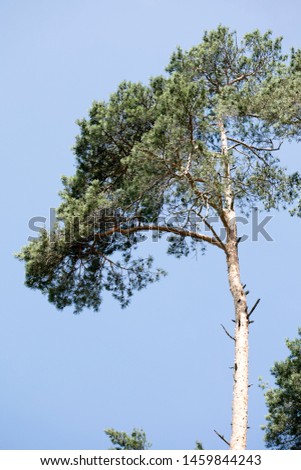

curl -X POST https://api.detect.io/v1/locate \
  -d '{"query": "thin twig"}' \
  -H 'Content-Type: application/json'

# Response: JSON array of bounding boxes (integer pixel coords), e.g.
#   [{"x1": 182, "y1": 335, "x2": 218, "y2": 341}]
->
[
  {"x1": 214, "y1": 430, "x2": 230, "y2": 447},
  {"x1": 221, "y1": 324, "x2": 235, "y2": 341}
]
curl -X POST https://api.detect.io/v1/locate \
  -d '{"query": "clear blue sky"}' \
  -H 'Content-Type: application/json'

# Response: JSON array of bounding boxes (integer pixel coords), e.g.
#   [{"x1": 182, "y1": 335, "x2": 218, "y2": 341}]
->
[{"x1": 1, "y1": 0, "x2": 301, "y2": 450}]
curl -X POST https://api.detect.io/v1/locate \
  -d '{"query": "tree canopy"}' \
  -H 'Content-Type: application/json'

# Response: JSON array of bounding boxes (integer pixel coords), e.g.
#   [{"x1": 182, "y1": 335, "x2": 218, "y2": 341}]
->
[
  {"x1": 261, "y1": 329, "x2": 301, "y2": 450},
  {"x1": 17, "y1": 26, "x2": 301, "y2": 313}
]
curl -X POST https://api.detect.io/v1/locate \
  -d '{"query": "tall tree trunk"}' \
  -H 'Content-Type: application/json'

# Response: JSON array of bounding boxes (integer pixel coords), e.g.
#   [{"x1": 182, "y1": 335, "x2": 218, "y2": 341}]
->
[
  {"x1": 218, "y1": 118, "x2": 249, "y2": 449},
  {"x1": 225, "y1": 211, "x2": 249, "y2": 450}
]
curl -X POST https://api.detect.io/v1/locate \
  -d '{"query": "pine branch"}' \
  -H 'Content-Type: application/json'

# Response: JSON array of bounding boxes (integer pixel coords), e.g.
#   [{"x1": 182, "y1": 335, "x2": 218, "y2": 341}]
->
[
  {"x1": 96, "y1": 223, "x2": 226, "y2": 250},
  {"x1": 227, "y1": 136, "x2": 282, "y2": 153}
]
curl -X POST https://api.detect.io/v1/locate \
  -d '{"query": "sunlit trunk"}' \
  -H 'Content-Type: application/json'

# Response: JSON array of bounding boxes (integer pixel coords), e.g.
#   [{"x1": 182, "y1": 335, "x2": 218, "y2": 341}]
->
[
  {"x1": 225, "y1": 211, "x2": 249, "y2": 450},
  {"x1": 218, "y1": 118, "x2": 249, "y2": 449}
]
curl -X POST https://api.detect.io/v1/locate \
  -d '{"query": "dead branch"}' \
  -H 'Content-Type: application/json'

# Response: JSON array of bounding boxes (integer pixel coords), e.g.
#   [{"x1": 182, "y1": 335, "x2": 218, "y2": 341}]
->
[
  {"x1": 214, "y1": 429, "x2": 230, "y2": 447},
  {"x1": 247, "y1": 298, "x2": 261, "y2": 319},
  {"x1": 221, "y1": 324, "x2": 235, "y2": 341}
]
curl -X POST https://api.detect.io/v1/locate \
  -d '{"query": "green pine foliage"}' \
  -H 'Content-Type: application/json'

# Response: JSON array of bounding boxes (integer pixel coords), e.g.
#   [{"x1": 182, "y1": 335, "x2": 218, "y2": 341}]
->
[
  {"x1": 105, "y1": 428, "x2": 151, "y2": 450},
  {"x1": 17, "y1": 26, "x2": 301, "y2": 313},
  {"x1": 262, "y1": 330, "x2": 301, "y2": 449},
  {"x1": 104, "y1": 428, "x2": 204, "y2": 450},
  {"x1": 195, "y1": 440, "x2": 204, "y2": 450}
]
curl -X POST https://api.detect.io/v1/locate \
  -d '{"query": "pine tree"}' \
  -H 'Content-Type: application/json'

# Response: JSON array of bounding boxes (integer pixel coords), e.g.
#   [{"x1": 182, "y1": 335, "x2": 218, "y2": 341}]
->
[
  {"x1": 261, "y1": 330, "x2": 301, "y2": 449},
  {"x1": 17, "y1": 26, "x2": 301, "y2": 449}
]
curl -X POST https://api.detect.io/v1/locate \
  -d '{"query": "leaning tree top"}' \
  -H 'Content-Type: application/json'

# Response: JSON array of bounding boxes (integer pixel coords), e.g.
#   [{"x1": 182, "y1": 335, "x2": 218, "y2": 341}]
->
[{"x1": 17, "y1": 26, "x2": 301, "y2": 312}]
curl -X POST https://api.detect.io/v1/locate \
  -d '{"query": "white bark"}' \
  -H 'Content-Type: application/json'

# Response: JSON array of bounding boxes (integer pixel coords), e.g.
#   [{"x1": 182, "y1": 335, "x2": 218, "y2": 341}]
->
[
  {"x1": 219, "y1": 118, "x2": 249, "y2": 449},
  {"x1": 225, "y1": 217, "x2": 249, "y2": 450}
]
